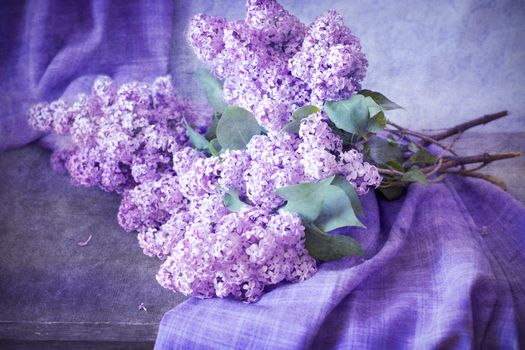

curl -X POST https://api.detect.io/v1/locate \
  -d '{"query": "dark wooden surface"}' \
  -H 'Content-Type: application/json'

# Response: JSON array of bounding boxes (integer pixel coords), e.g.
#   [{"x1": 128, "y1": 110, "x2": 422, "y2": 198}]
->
[
  {"x1": 0, "y1": 132, "x2": 523, "y2": 347},
  {"x1": 0, "y1": 144, "x2": 186, "y2": 346},
  {"x1": 0, "y1": 340, "x2": 154, "y2": 350}
]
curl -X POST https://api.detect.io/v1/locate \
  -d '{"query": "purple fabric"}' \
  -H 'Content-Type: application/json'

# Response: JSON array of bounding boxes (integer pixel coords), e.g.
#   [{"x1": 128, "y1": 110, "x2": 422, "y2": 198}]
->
[
  {"x1": 0, "y1": 0, "x2": 173, "y2": 151},
  {"x1": 155, "y1": 176, "x2": 525, "y2": 349}
]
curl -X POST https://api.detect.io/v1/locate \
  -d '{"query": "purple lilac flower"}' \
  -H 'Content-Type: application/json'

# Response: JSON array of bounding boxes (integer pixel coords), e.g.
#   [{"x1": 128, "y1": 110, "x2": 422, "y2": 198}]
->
[
  {"x1": 187, "y1": 0, "x2": 313, "y2": 131},
  {"x1": 289, "y1": 10, "x2": 368, "y2": 105},
  {"x1": 187, "y1": 0, "x2": 367, "y2": 130},
  {"x1": 297, "y1": 112, "x2": 381, "y2": 191},
  {"x1": 117, "y1": 173, "x2": 186, "y2": 232},
  {"x1": 28, "y1": 75, "x2": 207, "y2": 194},
  {"x1": 116, "y1": 106, "x2": 379, "y2": 301},
  {"x1": 28, "y1": 0, "x2": 381, "y2": 303},
  {"x1": 244, "y1": 133, "x2": 305, "y2": 209},
  {"x1": 339, "y1": 149, "x2": 382, "y2": 195},
  {"x1": 156, "y1": 207, "x2": 316, "y2": 302}
]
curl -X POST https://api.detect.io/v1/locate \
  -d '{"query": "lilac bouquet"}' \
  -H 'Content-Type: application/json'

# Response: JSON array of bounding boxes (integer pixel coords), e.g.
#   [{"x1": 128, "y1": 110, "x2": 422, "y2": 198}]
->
[{"x1": 28, "y1": 0, "x2": 519, "y2": 302}]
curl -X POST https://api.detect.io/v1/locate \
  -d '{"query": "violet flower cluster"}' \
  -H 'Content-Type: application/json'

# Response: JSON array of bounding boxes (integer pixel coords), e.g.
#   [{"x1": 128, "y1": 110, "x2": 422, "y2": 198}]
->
[
  {"x1": 118, "y1": 144, "x2": 317, "y2": 302},
  {"x1": 28, "y1": 76, "x2": 207, "y2": 193},
  {"x1": 28, "y1": 0, "x2": 381, "y2": 302},
  {"x1": 187, "y1": 0, "x2": 368, "y2": 131},
  {"x1": 118, "y1": 113, "x2": 380, "y2": 301}
]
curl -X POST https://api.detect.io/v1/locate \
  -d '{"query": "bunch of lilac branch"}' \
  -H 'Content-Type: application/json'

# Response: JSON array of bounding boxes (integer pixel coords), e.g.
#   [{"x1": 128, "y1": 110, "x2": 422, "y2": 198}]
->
[
  {"x1": 27, "y1": 0, "x2": 382, "y2": 302},
  {"x1": 188, "y1": 0, "x2": 367, "y2": 131},
  {"x1": 28, "y1": 76, "x2": 208, "y2": 193}
]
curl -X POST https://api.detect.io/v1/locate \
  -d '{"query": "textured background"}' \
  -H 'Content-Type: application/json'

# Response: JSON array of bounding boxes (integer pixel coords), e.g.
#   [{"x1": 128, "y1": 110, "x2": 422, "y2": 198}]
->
[
  {"x1": 1, "y1": 0, "x2": 524, "y2": 346},
  {"x1": 170, "y1": 0, "x2": 525, "y2": 132}
]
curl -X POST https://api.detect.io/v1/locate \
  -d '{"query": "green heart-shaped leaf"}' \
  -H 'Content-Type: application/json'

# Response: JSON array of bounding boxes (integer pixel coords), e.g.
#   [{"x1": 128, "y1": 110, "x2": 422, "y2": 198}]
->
[
  {"x1": 359, "y1": 90, "x2": 403, "y2": 110},
  {"x1": 367, "y1": 136, "x2": 403, "y2": 165},
  {"x1": 216, "y1": 106, "x2": 262, "y2": 150},
  {"x1": 324, "y1": 95, "x2": 370, "y2": 135},
  {"x1": 304, "y1": 224, "x2": 364, "y2": 261},
  {"x1": 331, "y1": 176, "x2": 364, "y2": 216},
  {"x1": 407, "y1": 149, "x2": 437, "y2": 164},
  {"x1": 314, "y1": 185, "x2": 364, "y2": 232},
  {"x1": 275, "y1": 177, "x2": 334, "y2": 222},
  {"x1": 402, "y1": 168, "x2": 428, "y2": 185}
]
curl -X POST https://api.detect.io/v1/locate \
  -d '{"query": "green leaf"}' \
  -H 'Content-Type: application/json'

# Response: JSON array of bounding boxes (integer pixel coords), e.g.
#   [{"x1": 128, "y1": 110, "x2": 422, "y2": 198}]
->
[
  {"x1": 304, "y1": 224, "x2": 364, "y2": 261},
  {"x1": 324, "y1": 95, "x2": 370, "y2": 136},
  {"x1": 359, "y1": 90, "x2": 403, "y2": 110},
  {"x1": 377, "y1": 186, "x2": 405, "y2": 200},
  {"x1": 408, "y1": 148, "x2": 437, "y2": 164},
  {"x1": 326, "y1": 119, "x2": 357, "y2": 145},
  {"x1": 331, "y1": 176, "x2": 364, "y2": 216},
  {"x1": 282, "y1": 105, "x2": 319, "y2": 134},
  {"x1": 275, "y1": 177, "x2": 334, "y2": 222},
  {"x1": 314, "y1": 185, "x2": 364, "y2": 232},
  {"x1": 185, "y1": 122, "x2": 210, "y2": 151},
  {"x1": 324, "y1": 95, "x2": 387, "y2": 137},
  {"x1": 367, "y1": 111, "x2": 387, "y2": 133},
  {"x1": 223, "y1": 190, "x2": 248, "y2": 212},
  {"x1": 216, "y1": 106, "x2": 261, "y2": 150},
  {"x1": 292, "y1": 105, "x2": 319, "y2": 120},
  {"x1": 386, "y1": 160, "x2": 405, "y2": 172},
  {"x1": 209, "y1": 138, "x2": 222, "y2": 156},
  {"x1": 205, "y1": 113, "x2": 220, "y2": 140},
  {"x1": 367, "y1": 98, "x2": 383, "y2": 118},
  {"x1": 367, "y1": 136, "x2": 403, "y2": 165},
  {"x1": 408, "y1": 142, "x2": 420, "y2": 153},
  {"x1": 281, "y1": 120, "x2": 302, "y2": 134},
  {"x1": 402, "y1": 168, "x2": 428, "y2": 185},
  {"x1": 195, "y1": 69, "x2": 227, "y2": 114}
]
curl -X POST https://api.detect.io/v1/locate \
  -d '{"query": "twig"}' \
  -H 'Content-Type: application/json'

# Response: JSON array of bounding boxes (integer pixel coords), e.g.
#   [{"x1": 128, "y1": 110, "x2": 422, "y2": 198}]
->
[
  {"x1": 438, "y1": 152, "x2": 521, "y2": 170},
  {"x1": 387, "y1": 123, "x2": 456, "y2": 152},
  {"x1": 386, "y1": 123, "x2": 459, "y2": 156},
  {"x1": 446, "y1": 131, "x2": 463, "y2": 152},
  {"x1": 445, "y1": 131, "x2": 464, "y2": 169},
  {"x1": 426, "y1": 157, "x2": 443, "y2": 177},
  {"x1": 441, "y1": 170, "x2": 507, "y2": 190},
  {"x1": 377, "y1": 111, "x2": 519, "y2": 190},
  {"x1": 462, "y1": 162, "x2": 488, "y2": 173},
  {"x1": 378, "y1": 168, "x2": 404, "y2": 176},
  {"x1": 430, "y1": 111, "x2": 508, "y2": 141}
]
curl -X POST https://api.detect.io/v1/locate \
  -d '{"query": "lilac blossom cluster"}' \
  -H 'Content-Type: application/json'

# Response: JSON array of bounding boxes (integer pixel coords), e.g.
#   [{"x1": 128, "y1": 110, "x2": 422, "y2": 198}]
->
[
  {"x1": 28, "y1": 0, "x2": 381, "y2": 303},
  {"x1": 118, "y1": 147, "x2": 317, "y2": 302},
  {"x1": 187, "y1": 0, "x2": 367, "y2": 130},
  {"x1": 28, "y1": 76, "x2": 207, "y2": 193},
  {"x1": 118, "y1": 113, "x2": 380, "y2": 301}
]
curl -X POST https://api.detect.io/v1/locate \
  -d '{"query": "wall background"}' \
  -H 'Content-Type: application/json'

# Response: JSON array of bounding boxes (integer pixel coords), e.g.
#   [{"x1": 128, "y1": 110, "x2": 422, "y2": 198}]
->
[{"x1": 170, "y1": 0, "x2": 525, "y2": 132}]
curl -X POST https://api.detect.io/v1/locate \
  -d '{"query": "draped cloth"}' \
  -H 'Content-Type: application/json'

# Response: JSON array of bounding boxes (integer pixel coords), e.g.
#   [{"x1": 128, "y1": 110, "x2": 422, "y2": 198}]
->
[{"x1": 155, "y1": 176, "x2": 525, "y2": 349}]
